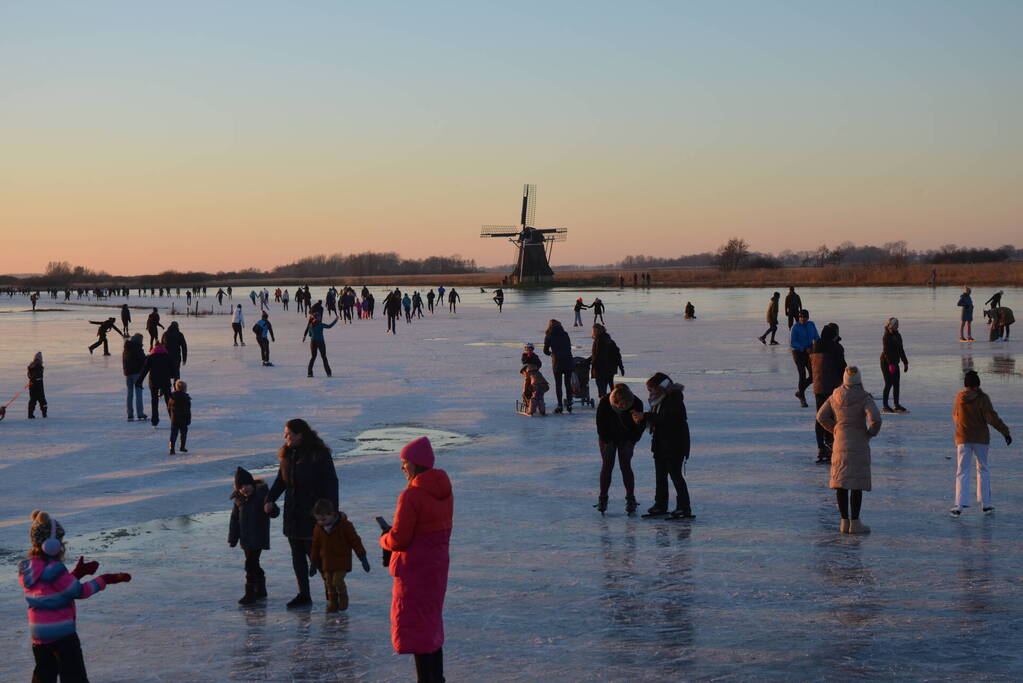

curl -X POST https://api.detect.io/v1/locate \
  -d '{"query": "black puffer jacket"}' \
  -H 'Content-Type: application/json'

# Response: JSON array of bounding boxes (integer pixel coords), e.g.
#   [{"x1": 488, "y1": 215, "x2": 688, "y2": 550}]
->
[
  {"x1": 162, "y1": 322, "x2": 188, "y2": 365},
  {"x1": 543, "y1": 325, "x2": 574, "y2": 374},
  {"x1": 880, "y1": 330, "x2": 908, "y2": 367},
  {"x1": 640, "y1": 384, "x2": 690, "y2": 460},
  {"x1": 596, "y1": 395, "x2": 645, "y2": 444},
  {"x1": 136, "y1": 349, "x2": 173, "y2": 388},
  {"x1": 267, "y1": 446, "x2": 339, "y2": 540},
  {"x1": 229, "y1": 481, "x2": 271, "y2": 550},
  {"x1": 810, "y1": 337, "x2": 846, "y2": 396},
  {"x1": 591, "y1": 332, "x2": 624, "y2": 379},
  {"x1": 122, "y1": 337, "x2": 146, "y2": 376}
]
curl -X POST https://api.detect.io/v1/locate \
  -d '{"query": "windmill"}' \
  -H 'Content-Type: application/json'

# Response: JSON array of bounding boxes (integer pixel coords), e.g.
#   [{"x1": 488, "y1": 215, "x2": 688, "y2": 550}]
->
[{"x1": 480, "y1": 184, "x2": 567, "y2": 284}]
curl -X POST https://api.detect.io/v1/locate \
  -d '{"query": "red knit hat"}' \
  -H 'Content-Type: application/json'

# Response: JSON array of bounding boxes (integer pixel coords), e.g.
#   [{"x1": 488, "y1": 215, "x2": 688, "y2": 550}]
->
[{"x1": 400, "y1": 436, "x2": 435, "y2": 469}]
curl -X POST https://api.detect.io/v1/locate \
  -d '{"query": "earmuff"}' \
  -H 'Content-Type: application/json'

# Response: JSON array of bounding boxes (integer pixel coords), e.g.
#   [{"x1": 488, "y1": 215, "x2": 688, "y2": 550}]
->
[{"x1": 41, "y1": 518, "x2": 62, "y2": 557}]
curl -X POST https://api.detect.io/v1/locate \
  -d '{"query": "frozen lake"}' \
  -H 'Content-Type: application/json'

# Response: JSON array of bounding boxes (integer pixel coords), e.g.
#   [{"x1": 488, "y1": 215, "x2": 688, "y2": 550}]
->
[{"x1": 1, "y1": 285, "x2": 1021, "y2": 680}]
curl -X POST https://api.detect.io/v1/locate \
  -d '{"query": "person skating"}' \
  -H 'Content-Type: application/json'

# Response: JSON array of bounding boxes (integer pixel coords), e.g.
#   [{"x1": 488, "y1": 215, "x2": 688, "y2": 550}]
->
[
  {"x1": 412, "y1": 291, "x2": 424, "y2": 318},
  {"x1": 520, "y1": 365, "x2": 549, "y2": 416},
  {"x1": 596, "y1": 383, "x2": 645, "y2": 514},
  {"x1": 427, "y1": 289, "x2": 436, "y2": 314},
  {"x1": 166, "y1": 379, "x2": 191, "y2": 454},
  {"x1": 880, "y1": 318, "x2": 909, "y2": 413},
  {"x1": 790, "y1": 309, "x2": 819, "y2": 407},
  {"x1": 145, "y1": 308, "x2": 164, "y2": 349},
  {"x1": 543, "y1": 319, "x2": 574, "y2": 413},
  {"x1": 590, "y1": 298, "x2": 606, "y2": 324},
  {"x1": 984, "y1": 290, "x2": 1003, "y2": 309},
  {"x1": 217, "y1": 288, "x2": 225, "y2": 306},
  {"x1": 281, "y1": 289, "x2": 289, "y2": 311},
  {"x1": 447, "y1": 288, "x2": 460, "y2": 314},
  {"x1": 957, "y1": 287, "x2": 974, "y2": 341},
  {"x1": 384, "y1": 289, "x2": 402, "y2": 335},
  {"x1": 950, "y1": 371, "x2": 1012, "y2": 517},
  {"x1": 380, "y1": 437, "x2": 453, "y2": 683},
  {"x1": 136, "y1": 342, "x2": 174, "y2": 426},
  {"x1": 88, "y1": 317, "x2": 122, "y2": 356},
  {"x1": 816, "y1": 366, "x2": 882, "y2": 534},
  {"x1": 122, "y1": 334, "x2": 147, "y2": 421},
  {"x1": 810, "y1": 323, "x2": 846, "y2": 463},
  {"x1": 230, "y1": 467, "x2": 275, "y2": 605},
  {"x1": 683, "y1": 301, "x2": 695, "y2": 319},
  {"x1": 232, "y1": 304, "x2": 246, "y2": 346},
  {"x1": 493, "y1": 288, "x2": 504, "y2": 313},
  {"x1": 120, "y1": 304, "x2": 131, "y2": 334},
  {"x1": 19, "y1": 510, "x2": 131, "y2": 683},
  {"x1": 403, "y1": 293, "x2": 413, "y2": 324},
  {"x1": 161, "y1": 321, "x2": 188, "y2": 383},
  {"x1": 437, "y1": 285, "x2": 446, "y2": 304},
  {"x1": 590, "y1": 324, "x2": 624, "y2": 400},
  {"x1": 573, "y1": 298, "x2": 588, "y2": 327},
  {"x1": 758, "y1": 292, "x2": 781, "y2": 344},
  {"x1": 784, "y1": 287, "x2": 802, "y2": 329},
  {"x1": 264, "y1": 419, "x2": 339, "y2": 608},
  {"x1": 521, "y1": 342, "x2": 542, "y2": 369},
  {"x1": 254, "y1": 312, "x2": 276, "y2": 366},
  {"x1": 303, "y1": 313, "x2": 338, "y2": 377},
  {"x1": 27, "y1": 352, "x2": 47, "y2": 419},
  {"x1": 309, "y1": 498, "x2": 370, "y2": 613},
  {"x1": 632, "y1": 373, "x2": 693, "y2": 518}
]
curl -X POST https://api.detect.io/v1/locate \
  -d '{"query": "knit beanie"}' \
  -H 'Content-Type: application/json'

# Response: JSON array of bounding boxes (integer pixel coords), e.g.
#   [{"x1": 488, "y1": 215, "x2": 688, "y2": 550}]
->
[
  {"x1": 964, "y1": 370, "x2": 980, "y2": 388},
  {"x1": 843, "y1": 366, "x2": 863, "y2": 386},
  {"x1": 400, "y1": 436, "x2": 435, "y2": 469},
  {"x1": 29, "y1": 510, "x2": 64, "y2": 551},
  {"x1": 234, "y1": 467, "x2": 255, "y2": 488}
]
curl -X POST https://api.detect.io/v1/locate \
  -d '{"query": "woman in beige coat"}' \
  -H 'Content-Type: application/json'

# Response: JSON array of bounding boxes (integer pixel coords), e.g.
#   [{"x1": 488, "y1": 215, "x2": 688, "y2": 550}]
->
[{"x1": 816, "y1": 366, "x2": 882, "y2": 534}]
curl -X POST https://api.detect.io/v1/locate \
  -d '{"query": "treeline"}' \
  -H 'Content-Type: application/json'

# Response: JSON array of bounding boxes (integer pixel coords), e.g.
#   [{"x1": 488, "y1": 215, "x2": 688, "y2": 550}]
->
[{"x1": 618, "y1": 241, "x2": 1021, "y2": 271}]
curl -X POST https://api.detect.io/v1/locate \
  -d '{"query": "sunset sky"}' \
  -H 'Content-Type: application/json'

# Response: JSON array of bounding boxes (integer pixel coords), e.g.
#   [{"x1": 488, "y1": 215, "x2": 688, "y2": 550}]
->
[{"x1": 2, "y1": 1, "x2": 1020, "y2": 275}]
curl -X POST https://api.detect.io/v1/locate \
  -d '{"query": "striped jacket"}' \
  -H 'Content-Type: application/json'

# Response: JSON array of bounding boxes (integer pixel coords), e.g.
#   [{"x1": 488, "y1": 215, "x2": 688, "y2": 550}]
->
[{"x1": 19, "y1": 556, "x2": 107, "y2": 644}]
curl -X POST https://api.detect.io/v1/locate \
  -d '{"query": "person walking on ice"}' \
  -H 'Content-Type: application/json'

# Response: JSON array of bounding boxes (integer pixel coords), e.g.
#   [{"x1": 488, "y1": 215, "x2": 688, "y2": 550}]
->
[
  {"x1": 790, "y1": 309, "x2": 819, "y2": 408},
  {"x1": 145, "y1": 308, "x2": 163, "y2": 349},
  {"x1": 27, "y1": 352, "x2": 47, "y2": 419},
  {"x1": 230, "y1": 467, "x2": 275, "y2": 605},
  {"x1": 573, "y1": 298, "x2": 588, "y2": 327},
  {"x1": 816, "y1": 366, "x2": 882, "y2": 534},
  {"x1": 632, "y1": 373, "x2": 693, "y2": 519},
  {"x1": 758, "y1": 292, "x2": 780, "y2": 345},
  {"x1": 950, "y1": 370, "x2": 1012, "y2": 517},
  {"x1": 120, "y1": 303, "x2": 131, "y2": 334},
  {"x1": 309, "y1": 498, "x2": 370, "y2": 613},
  {"x1": 232, "y1": 304, "x2": 246, "y2": 346},
  {"x1": 880, "y1": 318, "x2": 909, "y2": 413},
  {"x1": 254, "y1": 312, "x2": 276, "y2": 366},
  {"x1": 447, "y1": 288, "x2": 460, "y2": 313}
]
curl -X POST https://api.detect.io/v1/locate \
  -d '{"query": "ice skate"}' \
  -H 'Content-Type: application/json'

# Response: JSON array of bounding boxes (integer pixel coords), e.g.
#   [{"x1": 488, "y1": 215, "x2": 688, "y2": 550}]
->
[{"x1": 594, "y1": 496, "x2": 608, "y2": 514}]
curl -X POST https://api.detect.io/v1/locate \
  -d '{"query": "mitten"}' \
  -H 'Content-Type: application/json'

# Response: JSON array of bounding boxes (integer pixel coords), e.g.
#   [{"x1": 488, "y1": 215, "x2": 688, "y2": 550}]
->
[
  {"x1": 359, "y1": 554, "x2": 371, "y2": 573},
  {"x1": 308, "y1": 564, "x2": 318, "y2": 577},
  {"x1": 100, "y1": 573, "x2": 132, "y2": 585},
  {"x1": 71, "y1": 556, "x2": 99, "y2": 579}
]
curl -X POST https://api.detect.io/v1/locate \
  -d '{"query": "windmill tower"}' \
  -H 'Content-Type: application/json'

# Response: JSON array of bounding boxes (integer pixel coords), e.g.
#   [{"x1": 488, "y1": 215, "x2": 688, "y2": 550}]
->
[{"x1": 480, "y1": 184, "x2": 567, "y2": 284}]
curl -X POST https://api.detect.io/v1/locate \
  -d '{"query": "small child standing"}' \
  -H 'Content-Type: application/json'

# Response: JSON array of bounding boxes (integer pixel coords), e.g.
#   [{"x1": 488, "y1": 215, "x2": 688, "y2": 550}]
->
[
  {"x1": 229, "y1": 467, "x2": 276, "y2": 605},
  {"x1": 167, "y1": 379, "x2": 191, "y2": 454},
  {"x1": 27, "y1": 352, "x2": 47, "y2": 419},
  {"x1": 19, "y1": 510, "x2": 131, "y2": 682},
  {"x1": 310, "y1": 499, "x2": 370, "y2": 613},
  {"x1": 521, "y1": 365, "x2": 550, "y2": 416}
]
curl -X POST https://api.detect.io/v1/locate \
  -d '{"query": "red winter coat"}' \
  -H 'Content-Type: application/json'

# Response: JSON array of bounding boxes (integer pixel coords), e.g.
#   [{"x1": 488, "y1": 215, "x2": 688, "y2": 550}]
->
[{"x1": 380, "y1": 468, "x2": 454, "y2": 655}]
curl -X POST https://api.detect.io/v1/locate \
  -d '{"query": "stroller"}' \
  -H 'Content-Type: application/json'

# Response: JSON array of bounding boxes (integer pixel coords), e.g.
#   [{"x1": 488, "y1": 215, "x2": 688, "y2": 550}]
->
[{"x1": 571, "y1": 356, "x2": 596, "y2": 408}]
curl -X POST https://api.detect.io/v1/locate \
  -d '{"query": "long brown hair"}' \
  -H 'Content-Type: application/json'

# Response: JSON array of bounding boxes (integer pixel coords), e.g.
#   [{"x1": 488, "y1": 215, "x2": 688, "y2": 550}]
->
[{"x1": 277, "y1": 418, "x2": 330, "y2": 484}]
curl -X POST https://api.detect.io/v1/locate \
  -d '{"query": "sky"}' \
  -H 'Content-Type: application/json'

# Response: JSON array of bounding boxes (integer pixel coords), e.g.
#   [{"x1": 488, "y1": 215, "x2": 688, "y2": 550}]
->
[{"x1": 1, "y1": 1, "x2": 1021, "y2": 275}]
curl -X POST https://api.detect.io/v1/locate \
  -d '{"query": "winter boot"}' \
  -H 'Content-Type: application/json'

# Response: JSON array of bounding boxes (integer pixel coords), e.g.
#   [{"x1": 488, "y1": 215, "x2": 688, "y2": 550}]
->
[
  {"x1": 286, "y1": 593, "x2": 312, "y2": 608},
  {"x1": 795, "y1": 391, "x2": 808, "y2": 408},
  {"x1": 554, "y1": 405, "x2": 563, "y2": 414},
  {"x1": 255, "y1": 576, "x2": 267, "y2": 599},
  {"x1": 595, "y1": 496, "x2": 608, "y2": 514},
  {"x1": 646, "y1": 504, "x2": 668, "y2": 516},
  {"x1": 326, "y1": 592, "x2": 339, "y2": 613},
  {"x1": 179, "y1": 434, "x2": 188, "y2": 453},
  {"x1": 847, "y1": 519, "x2": 871, "y2": 534},
  {"x1": 238, "y1": 582, "x2": 258, "y2": 605},
  {"x1": 41, "y1": 406, "x2": 47, "y2": 418},
  {"x1": 625, "y1": 495, "x2": 638, "y2": 514},
  {"x1": 839, "y1": 518, "x2": 850, "y2": 533},
  {"x1": 168, "y1": 443, "x2": 175, "y2": 455}
]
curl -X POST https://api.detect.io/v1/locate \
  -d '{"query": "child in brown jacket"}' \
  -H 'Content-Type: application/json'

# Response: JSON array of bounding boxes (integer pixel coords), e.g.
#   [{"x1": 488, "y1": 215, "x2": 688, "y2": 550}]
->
[{"x1": 310, "y1": 499, "x2": 370, "y2": 612}]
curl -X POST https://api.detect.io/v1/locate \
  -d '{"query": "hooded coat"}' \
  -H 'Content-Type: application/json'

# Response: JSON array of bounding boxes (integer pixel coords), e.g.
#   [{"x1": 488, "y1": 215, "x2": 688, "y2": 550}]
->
[
  {"x1": 543, "y1": 325, "x2": 574, "y2": 374},
  {"x1": 816, "y1": 382, "x2": 882, "y2": 491},
  {"x1": 640, "y1": 384, "x2": 689, "y2": 461},
  {"x1": 591, "y1": 332, "x2": 624, "y2": 379},
  {"x1": 136, "y1": 346, "x2": 173, "y2": 388},
  {"x1": 267, "y1": 446, "x2": 339, "y2": 540},
  {"x1": 380, "y1": 467, "x2": 454, "y2": 655},
  {"x1": 228, "y1": 480, "x2": 271, "y2": 550},
  {"x1": 162, "y1": 322, "x2": 188, "y2": 366},
  {"x1": 953, "y1": 388, "x2": 1010, "y2": 445},
  {"x1": 810, "y1": 328, "x2": 846, "y2": 396},
  {"x1": 311, "y1": 512, "x2": 367, "y2": 573},
  {"x1": 122, "y1": 336, "x2": 146, "y2": 376}
]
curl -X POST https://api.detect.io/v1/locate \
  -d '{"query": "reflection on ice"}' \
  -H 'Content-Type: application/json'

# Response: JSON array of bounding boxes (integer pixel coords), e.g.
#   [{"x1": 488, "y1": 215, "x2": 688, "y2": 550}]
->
[{"x1": 989, "y1": 355, "x2": 1018, "y2": 377}]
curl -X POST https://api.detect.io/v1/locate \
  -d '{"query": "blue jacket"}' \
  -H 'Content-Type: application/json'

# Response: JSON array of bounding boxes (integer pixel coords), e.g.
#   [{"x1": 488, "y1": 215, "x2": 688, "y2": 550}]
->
[
  {"x1": 957, "y1": 294, "x2": 974, "y2": 321},
  {"x1": 790, "y1": 320, "x2": 819, "y2": 352},
  {"x1": 305, "y1": 318, "x2": 337, "y2": 342}
]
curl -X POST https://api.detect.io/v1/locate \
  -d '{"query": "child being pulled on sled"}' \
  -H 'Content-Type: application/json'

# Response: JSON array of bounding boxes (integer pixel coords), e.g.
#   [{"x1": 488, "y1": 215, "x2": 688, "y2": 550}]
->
[{"x1": 521, "y1": 364, "x2": 550, "y2": 416}]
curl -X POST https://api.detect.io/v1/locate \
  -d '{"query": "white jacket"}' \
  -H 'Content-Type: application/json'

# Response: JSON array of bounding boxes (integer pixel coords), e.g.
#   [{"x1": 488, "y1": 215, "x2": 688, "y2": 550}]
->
[{"x1": 232, "y1": 308, "x2": 244, "y2": 324}]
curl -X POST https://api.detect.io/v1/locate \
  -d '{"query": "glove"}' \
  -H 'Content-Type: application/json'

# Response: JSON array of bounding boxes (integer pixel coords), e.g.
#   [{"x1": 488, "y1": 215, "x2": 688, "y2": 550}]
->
[
  {"x1": 71, "y1": 556, "x2": 99, "y2": 579},
  {"x1": 888, "y1": 364, "x2": 897, "y2": 374},
  {"x1": 903, "y1": 363, "x2": 909, "y2": 372},
  {"x1": 229, "y1": 541, "x2": 237, "y2": 548},
  {"x1": 359, "y1": 554, "x2": 371, "y2": 573},
  {"x1": 1006, "y1": 434, "x2": 1013, "y2": 446},
  {"x1": 99, "y1": 573, "x2": 132, "y2": 585},
  {"x1": 308, "y1": 564, "x2": 318, "y2": 577}
]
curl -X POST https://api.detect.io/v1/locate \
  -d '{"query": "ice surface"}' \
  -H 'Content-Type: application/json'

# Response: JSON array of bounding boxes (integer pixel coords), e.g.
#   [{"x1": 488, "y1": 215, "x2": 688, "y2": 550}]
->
[{"x1": 1, "y1": 286, "x2": 1021, "y2": 680}]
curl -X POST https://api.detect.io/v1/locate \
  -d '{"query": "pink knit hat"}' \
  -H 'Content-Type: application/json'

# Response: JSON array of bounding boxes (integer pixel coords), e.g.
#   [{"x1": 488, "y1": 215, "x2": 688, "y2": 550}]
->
[{"x1": 400, "y1": 436, "x2": 435, "y2": 469}]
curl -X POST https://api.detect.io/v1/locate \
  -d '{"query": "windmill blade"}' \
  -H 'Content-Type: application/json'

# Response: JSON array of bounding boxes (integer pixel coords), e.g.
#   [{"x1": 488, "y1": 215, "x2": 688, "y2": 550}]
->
[
  {"x1": 481, "y1": 225, "x2": 520, "y2": 238},
  {"x1": 522, "y1": 184, "x2": 537, "y2": 228},
  {"x1": 536, "y1": 227, "x2": 567, "y2": 242}
]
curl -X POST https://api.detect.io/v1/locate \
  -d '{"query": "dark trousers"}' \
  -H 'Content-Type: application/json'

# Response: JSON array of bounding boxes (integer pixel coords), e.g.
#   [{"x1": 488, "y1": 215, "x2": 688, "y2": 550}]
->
[
  {"x1": 599, "y1": 441, "x2": 635, "y2": 497},
  {"x1": 428, "y1": 300, "x2": 434, "y2": 313},
  {"x1": 760, "y1": 323, "x2": 778, "y2": 342},
  {"x1": 787, "y1": 314, "x2": 796, "y2": 329},
  {"x1": 654, "y1": 457, "x2": 690, "y2": 513},
  {"x1": 387, "y1": 314, "x2": 398, "y2": 334},
  {"x1": 147, "y1": 328, "x2": 159, "y2": 348},
  {"x1": 595, "y1": 375, "x2": 614, "y2": 399},
  {"x1": 169, "y1": 424, "x2": 188, "y2": 449},
  {"x1": 792, "y1": 350, "x2": 812, "y2": 398},
  {"x1": 32, "y1": 633, "x2": 88, "y2": 683},
  {"x1": 244, "y1": 547, "x2": 264, "y2": 583},
  {"x1": 289, "y1": 537, "x2": 312, "y2": 596},
  {"x1": 257, "y1": 336, "x2": 271, "y2": 363},
  {"x1": 88, "y1": 336, "x2": 110, "y2": 355},
  {"x1": 836, "y1": 488, "x2": 863, "y2": 520},
  {"x1": 28, "y1": 381, "x2": 47, "y2": 417},
  {"x1": 232, "y1": 322, "x2": 243, "y2": 345},
  {"x1": 880, "y1": 361, "x2": 900, "y2": 407},
  {"x1": 149, "y1": 383, "x2": 170, "y2": 425},
  {"x1": 308, "y1": 340, "x2": 331, "y2": 376},
  {"x1": 414, "y1": 648, "x2": 445, "y2": 683},
  {"x1": 814, "y1": 394, "x2": 834, "y2": 450},
  {"x1": 553, "y1": 370, "x2": 572, "y2": 408},
  {"x1": 449, "y1": 301, "x2": 456, "y2": 313}
]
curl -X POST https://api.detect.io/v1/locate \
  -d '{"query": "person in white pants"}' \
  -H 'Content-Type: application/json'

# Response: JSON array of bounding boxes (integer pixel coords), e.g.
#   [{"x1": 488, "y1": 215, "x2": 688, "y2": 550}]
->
[{"x1": 951, "y1": 370, "x2": 1012, "y2": 516}]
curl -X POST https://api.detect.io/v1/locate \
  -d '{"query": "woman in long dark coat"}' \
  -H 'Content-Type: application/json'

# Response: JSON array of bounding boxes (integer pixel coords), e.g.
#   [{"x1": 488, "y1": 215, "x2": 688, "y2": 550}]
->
[{"x1": 265, "y1": 419, "x2": 339, "y2": 607}]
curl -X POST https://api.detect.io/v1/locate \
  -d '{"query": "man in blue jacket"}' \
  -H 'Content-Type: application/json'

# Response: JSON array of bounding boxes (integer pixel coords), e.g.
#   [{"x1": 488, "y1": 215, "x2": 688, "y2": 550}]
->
[{"x1": 790, "y1": 309, "x2": 819, "y2": 407}]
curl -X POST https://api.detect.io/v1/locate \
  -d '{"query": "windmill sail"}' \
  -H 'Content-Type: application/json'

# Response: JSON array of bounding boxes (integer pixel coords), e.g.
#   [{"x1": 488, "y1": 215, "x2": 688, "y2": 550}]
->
[{"x1": 480, "y1": 184, "x2": 566, "y2": 284}]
